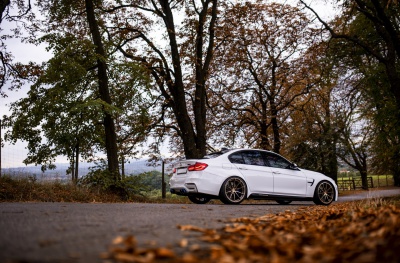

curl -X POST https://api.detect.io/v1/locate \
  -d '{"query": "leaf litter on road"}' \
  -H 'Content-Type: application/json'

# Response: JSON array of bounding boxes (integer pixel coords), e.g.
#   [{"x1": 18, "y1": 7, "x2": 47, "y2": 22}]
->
[{"x1": 104, "y1": 197, "x2": 400, "y2": 263}]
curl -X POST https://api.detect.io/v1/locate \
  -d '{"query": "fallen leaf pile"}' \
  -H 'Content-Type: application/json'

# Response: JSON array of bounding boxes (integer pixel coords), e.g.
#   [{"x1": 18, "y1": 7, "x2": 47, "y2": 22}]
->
[
  {"x1": 104, "y1": 198, "x2": 400, "y2": 263},
  {"x1": 102, "y1": 235, "x2": 175, "y2": 262}
]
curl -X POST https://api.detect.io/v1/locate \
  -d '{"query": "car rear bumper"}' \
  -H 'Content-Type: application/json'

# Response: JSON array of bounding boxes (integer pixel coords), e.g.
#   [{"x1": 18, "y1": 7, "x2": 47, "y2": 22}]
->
[
  {"x1": 170, "y1": 183, "x2": 198, "y2": 195},
  {"x1": 169, "y1": 171, "x2": 224, "y2": 196}
]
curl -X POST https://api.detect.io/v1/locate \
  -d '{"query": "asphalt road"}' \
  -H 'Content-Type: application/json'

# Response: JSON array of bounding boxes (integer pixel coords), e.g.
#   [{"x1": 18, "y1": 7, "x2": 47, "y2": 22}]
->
[{"x1": 1, "y1": 188, "x2": 399, "y2": 263}]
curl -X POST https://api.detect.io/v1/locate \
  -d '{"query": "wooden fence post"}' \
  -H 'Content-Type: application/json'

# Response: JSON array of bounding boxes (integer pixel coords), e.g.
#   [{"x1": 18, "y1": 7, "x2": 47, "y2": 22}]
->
[{"x1": 162, "y1": 160, "x2": 166, "y2": 199}]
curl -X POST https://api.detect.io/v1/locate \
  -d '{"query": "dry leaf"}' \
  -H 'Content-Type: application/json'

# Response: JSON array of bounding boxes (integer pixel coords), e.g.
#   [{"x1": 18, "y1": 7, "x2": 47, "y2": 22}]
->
[
  {"x1": 105, "y1": 198, "x2": 400, "y2": 263},
  {"x1": 154, "y1": 248, "x2": 175, "y2": 258},
  {"x1": 180, "y1": 238, "x2": 189, "y2": 248}
]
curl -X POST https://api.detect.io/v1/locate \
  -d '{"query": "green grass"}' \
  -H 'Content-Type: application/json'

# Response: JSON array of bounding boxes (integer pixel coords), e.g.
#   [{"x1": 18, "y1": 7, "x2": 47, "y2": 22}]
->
[
  {"x1": 369, "y1": 174, "x2": 394, "y2": 187},
  {"x1": 337, "y1": 174, "x2": 394, "y2": 190}
]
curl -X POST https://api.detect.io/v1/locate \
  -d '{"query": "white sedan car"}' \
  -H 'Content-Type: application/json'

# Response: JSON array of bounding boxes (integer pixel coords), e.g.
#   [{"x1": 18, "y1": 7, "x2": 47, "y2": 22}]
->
[{"x1": 170, "y1": 149, "x2": 338, "y2": 205}]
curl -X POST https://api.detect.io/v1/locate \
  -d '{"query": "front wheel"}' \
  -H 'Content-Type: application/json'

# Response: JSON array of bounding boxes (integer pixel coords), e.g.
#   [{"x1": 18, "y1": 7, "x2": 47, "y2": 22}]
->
[
  {"x1": 313, "y1": 181, "x2": 335, "y2": 205},
  {"x1": 219, "y1": 177, "x2": 247, "y2": 204},
  {"x1": 188, "y1": 196, "x2": 211, "y2": 204}
]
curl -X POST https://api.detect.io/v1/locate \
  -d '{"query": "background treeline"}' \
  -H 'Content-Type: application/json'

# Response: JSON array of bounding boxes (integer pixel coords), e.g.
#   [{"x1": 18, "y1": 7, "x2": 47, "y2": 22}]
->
[{"x1": 0, "y1": 0, "x2": 399, "y2": 191}]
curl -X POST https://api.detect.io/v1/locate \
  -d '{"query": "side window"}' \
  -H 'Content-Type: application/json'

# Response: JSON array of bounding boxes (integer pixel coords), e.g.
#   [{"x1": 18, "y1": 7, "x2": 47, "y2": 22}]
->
[
  {"x1": 242, "y1": 151, "x2": 265, "y2": 166},
  {"x1": 264, "y1": 152, "x2": 291, "y2": 169},
  {"x1": 228, "y1": 152, "x2": 245, "y2": 164}
]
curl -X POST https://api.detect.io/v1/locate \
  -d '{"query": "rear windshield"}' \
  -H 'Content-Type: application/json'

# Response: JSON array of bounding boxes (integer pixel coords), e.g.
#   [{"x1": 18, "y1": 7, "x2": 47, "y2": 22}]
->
[{"x1": 203, "y1": 148, "x2": 232, "y2": 159}]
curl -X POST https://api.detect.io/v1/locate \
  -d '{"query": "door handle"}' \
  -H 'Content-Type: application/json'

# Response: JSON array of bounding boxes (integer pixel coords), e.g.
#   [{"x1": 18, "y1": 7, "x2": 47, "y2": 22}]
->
[
  {"x1": 273, "y1": 171, "x2": 281, "y2": 174},
  {"x1": 238, "y1": 167, "x2": 248, "y2": 170}
]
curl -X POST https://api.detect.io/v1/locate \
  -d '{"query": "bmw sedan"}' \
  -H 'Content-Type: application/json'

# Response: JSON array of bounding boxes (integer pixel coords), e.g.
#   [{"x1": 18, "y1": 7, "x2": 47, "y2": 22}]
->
[{"x1": 169, "y1": 149, "x2": 338, "y2": 205}]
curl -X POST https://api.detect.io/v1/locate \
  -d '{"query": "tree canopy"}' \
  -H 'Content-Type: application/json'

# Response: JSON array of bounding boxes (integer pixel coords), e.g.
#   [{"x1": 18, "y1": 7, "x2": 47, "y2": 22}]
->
[{"x1": 1, "y1": 0, "x2": 400, "y2": 186}]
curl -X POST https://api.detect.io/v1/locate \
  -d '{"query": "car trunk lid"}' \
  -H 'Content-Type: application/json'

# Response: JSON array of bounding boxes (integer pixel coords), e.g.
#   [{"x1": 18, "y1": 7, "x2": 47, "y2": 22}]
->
[{"x1": 173, "y1": 160, "x2": 199, "y2": 175}]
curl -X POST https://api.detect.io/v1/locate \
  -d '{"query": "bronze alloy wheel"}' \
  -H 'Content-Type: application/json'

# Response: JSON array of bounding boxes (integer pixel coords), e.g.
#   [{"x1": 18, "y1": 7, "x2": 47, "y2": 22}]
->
[
  {"x1": 314, "y1": 181, "x2": 335, "y2": 205},
  {"x1": 220, "y1": 177, "x2": 247, "y2": 204}
]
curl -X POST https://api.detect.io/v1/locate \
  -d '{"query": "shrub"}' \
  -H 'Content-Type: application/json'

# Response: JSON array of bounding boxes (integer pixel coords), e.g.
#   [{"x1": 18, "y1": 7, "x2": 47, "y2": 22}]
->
[{"x1": 78, "y1": 169, "x2": 151, "y2": 200}]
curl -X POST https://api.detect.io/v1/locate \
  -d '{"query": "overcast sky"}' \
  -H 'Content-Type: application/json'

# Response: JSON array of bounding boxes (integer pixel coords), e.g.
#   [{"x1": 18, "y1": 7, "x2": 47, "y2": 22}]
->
[{"x1": 1, "y1": 19, "x2": 52, "y2": 167}]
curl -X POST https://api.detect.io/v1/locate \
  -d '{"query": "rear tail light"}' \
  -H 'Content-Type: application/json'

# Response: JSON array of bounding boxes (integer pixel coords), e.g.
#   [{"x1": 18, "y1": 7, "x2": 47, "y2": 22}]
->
[
  {"x1": 173, "y1": 168, "x2": 177, "y2": 173},
  {"x1": 187, "y1": 162, "x2": 208, "y2": 171}
]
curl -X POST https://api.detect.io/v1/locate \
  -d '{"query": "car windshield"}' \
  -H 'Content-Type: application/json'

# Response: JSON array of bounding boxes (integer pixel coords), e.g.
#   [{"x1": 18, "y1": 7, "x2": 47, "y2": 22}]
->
[{"x1": 203, "y1": 148, "x2": 232, "y2": 159}]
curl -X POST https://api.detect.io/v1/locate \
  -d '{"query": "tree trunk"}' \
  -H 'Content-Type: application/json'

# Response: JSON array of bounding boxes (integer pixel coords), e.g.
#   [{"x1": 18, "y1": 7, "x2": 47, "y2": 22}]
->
[
  {"x1": 70, "y1": 146, "x2": 75, "y2": 183},
  {"x1": 270, "y1": 104, "x2": 281, "y2": 154},
  {"x1": 392, "y1": 148, "x2": 400, "y2": 187},
  {"x1": 172, "y1": 88, "x2": 201, "y2": 159},
  {"x1": 192, "y1": 0, "x2": 217, "y2": 158},
  {"x1": 326, "y1": 137, "x2": 338, "y2": 183},
  {"x1": 121, "y1": 155, "x2": 125, "y2": 180},
  {"x1": 259, "y1": 122, "x2": 270, "y2": 150},
  {"x1": 156, "y1": 0, "x2": 218, "y2": 159},
  {"x1": 385, "y1": 59, "x2": 400, "y2": 112},
  {"x1": 85, "y1": 0, "x2": 119, "y2": 178},
  {"x1": 324, "y1": 105, "x2": 338, "y2": 183},
  {"x1": 74, "y1": 141, "x2": 79, "y2": 184},
  {"x1": 0, "y1": 0, "x2": 10, "y2": 23},
  {"x1": 158, "y1": 1, "x2": 202, "y2": 159},
  {"x1": 360, "y1": 170, "x2": 369, "y2": 190},
  {"x1": 194, "y1": 82, "x2": 207, "y2": 157}
]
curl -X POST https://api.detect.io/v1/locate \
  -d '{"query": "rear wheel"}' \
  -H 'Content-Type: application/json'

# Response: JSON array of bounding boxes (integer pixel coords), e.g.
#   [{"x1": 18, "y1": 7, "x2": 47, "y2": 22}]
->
[
  {"x1": 313, "y1": 181, "x2": 335, "y2": 205},
  {"x1": 188, "y1": 196, "x2": 211, "y2": 204},
  {"x1": 220, "y1": 177, "x2": 247, "y2": 204},
  {"x1": 276, "y1": 200, "x2": 292, "y2": 205}
]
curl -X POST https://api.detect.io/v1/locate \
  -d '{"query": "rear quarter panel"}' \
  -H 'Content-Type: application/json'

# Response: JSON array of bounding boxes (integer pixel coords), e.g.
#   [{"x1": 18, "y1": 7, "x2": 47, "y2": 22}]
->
[{"x1": 195, "y1": 161, "x2": 244, "y2": 196}]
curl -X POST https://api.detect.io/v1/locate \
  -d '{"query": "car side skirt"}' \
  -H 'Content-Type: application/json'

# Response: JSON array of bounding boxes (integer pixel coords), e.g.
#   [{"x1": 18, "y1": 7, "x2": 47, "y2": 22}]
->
[
  {"x1": 170, "y1": 188, "x2": 314, "y2": 202},
  {"x1": 248, "y1": 193, "x2": 313, "y2": 201}
]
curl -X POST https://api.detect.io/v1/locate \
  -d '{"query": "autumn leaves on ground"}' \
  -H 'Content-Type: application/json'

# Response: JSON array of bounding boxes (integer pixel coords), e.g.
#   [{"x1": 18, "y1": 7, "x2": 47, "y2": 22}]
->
[{"x1": 104, "y1": 197, "x2": 400, "y2": 263}]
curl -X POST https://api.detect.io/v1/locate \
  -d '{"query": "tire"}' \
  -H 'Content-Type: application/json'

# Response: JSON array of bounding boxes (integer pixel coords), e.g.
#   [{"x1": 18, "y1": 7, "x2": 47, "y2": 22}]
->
[
  {"x1": 313, "y1": 181, "x2": 335, "y2": 205},
  {"x1": 276, "y1": 200, "x2": 292, "y2": 205},
  {"x1": 219, "y1": 177, "x2": 247, "y2": 204},
  {"x1": 188, "y1": 196, "x2": 211, "y2": 204}
]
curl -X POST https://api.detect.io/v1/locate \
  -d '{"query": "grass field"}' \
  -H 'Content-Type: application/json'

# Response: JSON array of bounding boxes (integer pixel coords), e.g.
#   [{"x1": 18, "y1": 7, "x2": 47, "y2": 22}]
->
[{"x1": 337, "y1": 174, "x2": 394, "y2": 191}]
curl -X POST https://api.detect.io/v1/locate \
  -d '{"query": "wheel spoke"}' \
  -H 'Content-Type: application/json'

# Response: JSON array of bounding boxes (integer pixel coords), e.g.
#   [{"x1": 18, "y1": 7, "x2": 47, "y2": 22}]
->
[
  {"x1": 318, "y1": 182, "x2": 334, "y2": 204},
  {"x1": 225, "y1": 178, "x2": 245, "y2": 202}
]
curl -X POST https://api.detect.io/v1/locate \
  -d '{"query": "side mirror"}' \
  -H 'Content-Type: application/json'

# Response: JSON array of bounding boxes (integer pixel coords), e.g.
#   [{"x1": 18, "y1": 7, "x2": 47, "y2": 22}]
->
[{"x1": 290, "y1": 163, "x2": 299, "y2": 170}]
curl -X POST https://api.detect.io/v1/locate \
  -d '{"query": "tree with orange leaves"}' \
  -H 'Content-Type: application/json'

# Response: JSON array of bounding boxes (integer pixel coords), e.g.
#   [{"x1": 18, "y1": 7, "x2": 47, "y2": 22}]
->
[{"x1": 210, "y1": 2, "x2": 320, "y2": 154}]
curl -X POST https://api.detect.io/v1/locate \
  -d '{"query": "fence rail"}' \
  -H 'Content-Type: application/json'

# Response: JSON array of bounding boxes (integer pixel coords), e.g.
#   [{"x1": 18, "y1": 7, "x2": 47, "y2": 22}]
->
[{"x1": 337, "y1": 175, "x2": 394, "y2": 191}]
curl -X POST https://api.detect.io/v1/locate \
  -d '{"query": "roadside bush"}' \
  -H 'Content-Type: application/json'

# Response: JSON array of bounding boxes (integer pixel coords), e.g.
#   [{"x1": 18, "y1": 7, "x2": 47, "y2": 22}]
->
[
  {"x1": 0, "y1": 174, "x2": 122, "y2": 202},
  {"x1": 78, "y1": 169, "x2": 151, "y2": 200},
  {"x1": 0, "y1": 172, "x2": 186, "y2": 203}
]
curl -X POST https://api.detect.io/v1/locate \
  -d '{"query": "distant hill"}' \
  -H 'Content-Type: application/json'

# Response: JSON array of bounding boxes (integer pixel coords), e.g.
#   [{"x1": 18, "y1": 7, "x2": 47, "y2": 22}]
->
[{"x1": 2, "y1": 159, "x2": 165, "y2": 181}]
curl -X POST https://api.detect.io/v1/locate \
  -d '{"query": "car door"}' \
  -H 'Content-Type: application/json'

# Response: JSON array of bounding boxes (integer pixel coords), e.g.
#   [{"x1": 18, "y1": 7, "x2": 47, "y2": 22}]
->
[
  {"x1": 229, "y1": 150, "x2": 274, "y2": 194},
  {"x1": 262, "y1": 152, "x2": 307, "y2": 196}
]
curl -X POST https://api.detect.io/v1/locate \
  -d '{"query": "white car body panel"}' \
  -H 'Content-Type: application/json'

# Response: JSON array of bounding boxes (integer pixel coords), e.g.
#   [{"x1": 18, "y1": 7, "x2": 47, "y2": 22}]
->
[
  {"x1": 169, "y1": 160, "x2": 243, "y2": 196},
  {"x1": 271, "y1": 167, "x2": 307, "y2": 196},
  {"x1": 169, "y1": 149, "x2": 338, "y2": 204},
  {"x1": 233, "y1": 163, "x2": 274, "y2": 194}
]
